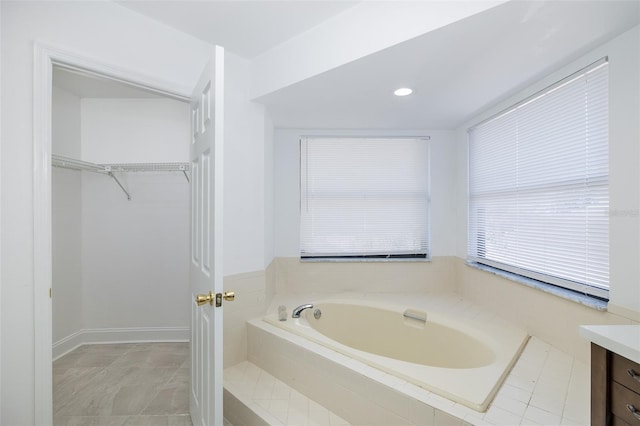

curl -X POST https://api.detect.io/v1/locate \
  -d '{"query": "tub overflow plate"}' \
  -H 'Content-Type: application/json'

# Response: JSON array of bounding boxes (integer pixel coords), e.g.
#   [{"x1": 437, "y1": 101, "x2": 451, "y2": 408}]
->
[{"x1": 313, "y1": 308, "x2": 322, "y2": 319}]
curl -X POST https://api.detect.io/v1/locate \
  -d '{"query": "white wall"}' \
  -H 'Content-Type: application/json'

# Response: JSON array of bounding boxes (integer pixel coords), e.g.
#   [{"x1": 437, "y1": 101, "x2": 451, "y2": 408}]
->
[
  {"x1": 52, "y1": 87, "x2": 82, "y2": 158},
  {"x1": 81, "y1": 99, "x2": 190, "y2": 163},
  {"x1": 608, "y1": 26, "x2": 640, "y2": 318},
  {"x1": 79, "y1": 98, "x2": 191, "y2": 334},
  {"x1": 221, "y1": 52, "x2": 273, "y2": 368},
  {"x1": 264, "y1": 113, "x2": 275, "y2": 269},
  {"x1": 223, "y1": 52, "x2": 269, "y2": 277},
  {"x1": 0, "y1": 4, "x2": 3, "y2": 421},
  {"x1": 52, "y1": 87, "x2": 83, "y2": 346},
  {"x1": 0, "y1": 2, "x2": 211, "y2": 422},
  {"x1": 455, "y1": 25, "x2": 640, "y2": 318},
  {"x1": 274, "y1": 128, "x2": 457, "y2": 258}
]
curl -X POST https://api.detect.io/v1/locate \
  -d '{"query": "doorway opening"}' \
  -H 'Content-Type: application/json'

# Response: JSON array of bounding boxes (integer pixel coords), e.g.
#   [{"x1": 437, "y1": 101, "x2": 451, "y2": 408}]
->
[
  {"x1": 34, "y1": 44, "x2": 225, "y2": 426},
  {"x1": 50, "y1": 65, "x2": 192, "y2": 423}
]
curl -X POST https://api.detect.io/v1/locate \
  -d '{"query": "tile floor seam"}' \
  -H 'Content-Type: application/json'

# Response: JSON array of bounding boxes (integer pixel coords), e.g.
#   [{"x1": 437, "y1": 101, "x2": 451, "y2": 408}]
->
[
  {"x1": 137, "y1": 373, "x2": 173, "y2": 416},
  {"x1": 557, "y1": 358, "x2": 575, "y2": 422}
]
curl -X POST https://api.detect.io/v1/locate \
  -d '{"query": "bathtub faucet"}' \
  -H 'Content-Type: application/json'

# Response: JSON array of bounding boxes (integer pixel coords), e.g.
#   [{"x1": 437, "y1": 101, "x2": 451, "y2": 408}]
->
[{"x1": 292, "y1": 304, "x2": 314, "y2": 318}]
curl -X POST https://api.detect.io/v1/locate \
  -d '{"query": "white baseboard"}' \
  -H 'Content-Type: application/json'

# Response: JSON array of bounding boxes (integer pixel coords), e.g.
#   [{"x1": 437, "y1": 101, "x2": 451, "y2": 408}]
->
[
  {"x1": 53, "y1": 330, "x2": 85, "y2": 361},
  {"x1": 53, "y1": 326, "x2": 189, "y2": 360}
]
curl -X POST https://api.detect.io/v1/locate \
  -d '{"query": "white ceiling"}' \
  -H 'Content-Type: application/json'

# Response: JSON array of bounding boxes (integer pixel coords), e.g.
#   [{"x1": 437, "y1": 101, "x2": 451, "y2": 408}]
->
[
  {"x1": 116, "y1": 0, "x2": 360, "y2": 59},
  {"x1": 54, "y1": 1, "x2": 359, "y2": 100},
  {"x1": 258, "y1": 0, "x2": 640, "y2": 129},
  {"x1": 57, "y1": 1, "x2": 640, "y2": 130}
]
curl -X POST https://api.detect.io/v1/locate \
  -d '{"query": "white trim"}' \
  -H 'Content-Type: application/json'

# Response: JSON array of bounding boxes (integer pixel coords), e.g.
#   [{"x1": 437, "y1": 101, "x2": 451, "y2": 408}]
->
[
  {"x1": 33, "y1": 41, "x2": 54, "y2": 426},
  {"x1": 0, "y1": 3, "x2": 3, "y2": 421},
  {"x1": 33, "y1": 41, "x2": 198, "y2": 425},
  {"x1": 52, "y1": 330, "x2": 83, "y2": 361},
  {"x1": 36, "y1": 41, "x2": 191, "y2": 101},
  {"x1": 52, "y1": 327, "x2": 190, "y2": 361},
  {"x1": 213, "y1": 44, "x2": 226, "y2": 426}
]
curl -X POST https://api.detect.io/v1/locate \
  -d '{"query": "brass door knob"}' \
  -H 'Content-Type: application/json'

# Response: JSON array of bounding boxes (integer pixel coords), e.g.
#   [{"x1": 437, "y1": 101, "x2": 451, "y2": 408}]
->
[
  {"x1": 195, "y1": 291, "x2": 214, "y2": 306},
  {"x1": 223, "y1": 291, "x2": 235, "y2": 302}
]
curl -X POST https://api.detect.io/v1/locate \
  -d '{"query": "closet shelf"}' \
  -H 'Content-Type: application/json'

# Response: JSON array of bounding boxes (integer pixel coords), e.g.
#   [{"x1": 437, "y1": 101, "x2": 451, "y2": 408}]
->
[
  {"x1": 52, "y1": 155, "x2": 106, "y2": 173},
  {"x1": 52, "y1": 154, "x2": 190, "y2": 201}
]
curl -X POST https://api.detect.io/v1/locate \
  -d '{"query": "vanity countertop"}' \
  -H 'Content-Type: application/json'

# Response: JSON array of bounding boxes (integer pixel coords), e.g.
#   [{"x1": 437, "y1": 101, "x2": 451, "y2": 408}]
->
[{"x1": 580, "y1": 324, "x2": 640, "y2": 364}]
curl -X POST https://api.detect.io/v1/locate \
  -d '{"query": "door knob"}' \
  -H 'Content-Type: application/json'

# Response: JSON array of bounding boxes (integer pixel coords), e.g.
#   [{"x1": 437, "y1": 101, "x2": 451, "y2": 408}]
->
[
  {"x1": 214, "y1": 291, "x2": 235, "y2": 307},
  {"x1": 195, "y1": 291, "x2": 214, "y2": 306},
  {"x1": 196, "y1": 291, "x2": 235, "y2": 307}
]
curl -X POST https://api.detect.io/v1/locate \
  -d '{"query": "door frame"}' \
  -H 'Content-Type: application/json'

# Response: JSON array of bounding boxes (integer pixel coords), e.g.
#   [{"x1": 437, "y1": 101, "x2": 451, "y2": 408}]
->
[{"x1": 33, "y1": 41, "x2": 192, "y2": 425}]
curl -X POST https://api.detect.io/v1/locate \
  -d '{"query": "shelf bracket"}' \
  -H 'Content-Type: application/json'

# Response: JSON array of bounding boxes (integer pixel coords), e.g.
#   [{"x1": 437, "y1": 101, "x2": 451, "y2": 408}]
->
[
  {"x1": 108, "y1": 172, "x2": 131, "y2": 201},
  {"x1": 182, "y1": 170, "x2": 190, "y2": 183}
]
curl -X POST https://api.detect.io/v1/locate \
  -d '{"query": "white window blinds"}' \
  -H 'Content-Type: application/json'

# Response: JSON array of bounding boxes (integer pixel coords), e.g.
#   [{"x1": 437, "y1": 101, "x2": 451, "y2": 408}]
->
[
  {"x1": 300, "y1": 137, "x2": 430, "y2": 258},
  {"x1": 468, "y1": 58, "x2": 609, "y2": 299}
]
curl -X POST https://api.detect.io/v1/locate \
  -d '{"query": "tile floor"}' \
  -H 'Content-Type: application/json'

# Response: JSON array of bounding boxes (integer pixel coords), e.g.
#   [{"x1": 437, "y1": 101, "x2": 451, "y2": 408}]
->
[
  {"x1": 53, "y1": 342, "x2": 191, "y2": 426},
  {"x1": 53, "y1": 338, "x2": 589, "y2": 425}
]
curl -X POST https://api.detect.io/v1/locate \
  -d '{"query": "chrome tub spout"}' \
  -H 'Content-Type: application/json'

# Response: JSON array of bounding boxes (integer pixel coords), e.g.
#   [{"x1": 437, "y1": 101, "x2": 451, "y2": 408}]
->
[{"x1": 292, "y1": 304, "x2": 313, "y2": 318}]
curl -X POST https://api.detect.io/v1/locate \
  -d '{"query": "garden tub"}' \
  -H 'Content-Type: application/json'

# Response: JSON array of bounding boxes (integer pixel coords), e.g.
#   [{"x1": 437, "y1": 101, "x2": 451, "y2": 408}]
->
[{"x1": 265, "y1": 299, "x2": 528, "y2": 411}]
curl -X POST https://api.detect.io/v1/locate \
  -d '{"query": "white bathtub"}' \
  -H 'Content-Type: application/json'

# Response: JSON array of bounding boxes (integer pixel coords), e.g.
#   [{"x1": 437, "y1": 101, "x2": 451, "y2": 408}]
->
[{"x1": 264, "y1": 299, "x2": 528, "y2": 412}]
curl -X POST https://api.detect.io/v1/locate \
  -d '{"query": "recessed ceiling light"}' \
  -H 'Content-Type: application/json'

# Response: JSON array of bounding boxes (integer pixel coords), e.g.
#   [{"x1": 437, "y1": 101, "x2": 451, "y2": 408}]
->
[{"x1": 394, "y1": 88, "x2": 413, "y2": 97}]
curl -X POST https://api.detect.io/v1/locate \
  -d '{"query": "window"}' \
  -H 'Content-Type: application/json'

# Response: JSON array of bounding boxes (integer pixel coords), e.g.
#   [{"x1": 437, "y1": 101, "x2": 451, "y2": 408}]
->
[
  {"x1": 468, "y1": 58, "x2": 609, "y2": 299},
  {"x1": 300, "y1": 137, "x2": 430, "y2": 259}
]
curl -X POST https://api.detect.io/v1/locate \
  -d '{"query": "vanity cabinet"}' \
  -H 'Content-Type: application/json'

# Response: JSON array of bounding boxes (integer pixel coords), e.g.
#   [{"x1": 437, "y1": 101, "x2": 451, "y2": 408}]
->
[{"x1": 592, "y1": 343, "x2": 640, "y2": 425}]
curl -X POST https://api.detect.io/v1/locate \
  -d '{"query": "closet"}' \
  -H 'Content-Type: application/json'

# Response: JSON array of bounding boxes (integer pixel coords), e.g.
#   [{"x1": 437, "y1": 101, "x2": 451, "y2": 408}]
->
[{"x1": 51, "y1": 66, "x2": 192, "y2": 359}]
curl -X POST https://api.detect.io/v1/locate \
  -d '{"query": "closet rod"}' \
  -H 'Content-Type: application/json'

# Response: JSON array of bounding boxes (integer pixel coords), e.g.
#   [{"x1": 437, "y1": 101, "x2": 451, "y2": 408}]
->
[
  {"x1": 104, "y1": 162, "x2": 190, "y2": 173},
  {"x1": 105, "y1": 163, "x2": 191, "y2": 183},
  {"x1": 52, "y1": 154, "x2": 190, "y2": 200}
]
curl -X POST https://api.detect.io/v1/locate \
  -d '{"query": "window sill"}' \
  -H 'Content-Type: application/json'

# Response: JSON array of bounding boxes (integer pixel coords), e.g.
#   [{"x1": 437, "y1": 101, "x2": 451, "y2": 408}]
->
[
  {"x1": 465, "y1": 261, "x2": 608, "y2": 311},
  {"x1": 300, "y1": 257, "x2": 431, "y2": 263}
]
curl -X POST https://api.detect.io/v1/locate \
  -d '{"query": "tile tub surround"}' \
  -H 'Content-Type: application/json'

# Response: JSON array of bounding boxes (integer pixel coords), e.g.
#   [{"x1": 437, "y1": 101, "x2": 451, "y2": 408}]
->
[
  {"x1": 223, "y1": 262, "x2": 277, "y2": 369},
  {"x1": 53, "y1": 343, "x2": 191, "y2": 426},
  {"x1": 224, "y1": 269, "x2": 272, "y2": 369},
  {"x1": 245, "y1": 293, "x2": 589, "y2": 425},
  {"x1": 224, "y1": 362, "x2": 350, "y2": 426},
  {"x1": 273, "y1": 256, "x2": 457, "y2": 294},
  {"x1": 226, "y1": 256, "x2": 637, "y2": 368},
  {"x1": 270, "y1": 256, "x2": 639, "y2": 363},
  {"x1": 455, "y1": 258, "x2": 638, "y2": 363}
]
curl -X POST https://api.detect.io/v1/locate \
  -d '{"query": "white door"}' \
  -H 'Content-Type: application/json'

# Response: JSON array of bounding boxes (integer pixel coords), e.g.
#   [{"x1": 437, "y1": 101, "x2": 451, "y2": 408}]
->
[{"x1": 190, "y1": 45, "x2": 226, "y2": 426}]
